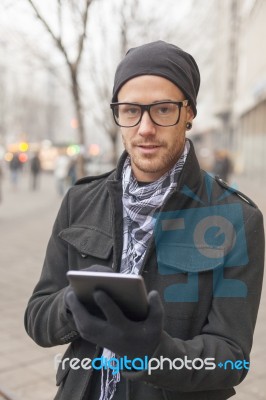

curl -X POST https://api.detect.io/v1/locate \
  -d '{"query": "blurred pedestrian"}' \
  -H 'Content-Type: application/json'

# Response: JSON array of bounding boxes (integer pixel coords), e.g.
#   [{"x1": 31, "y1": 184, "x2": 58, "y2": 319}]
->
[
  {"x1": 9, "y1": 153, "x2": 22, "y2": 190},
  {"x1": 213, "y1": 149, "x2": 233, "y2": 182},
  {"x1": 67, "y1": 156, "x2": 78, "y2": 186},
  {"x1": 30, "y1": 152, "x2": 42, "y2": 191},
  {"x1": 54, "y1": 149, "x2": 70, "y2": 196}
]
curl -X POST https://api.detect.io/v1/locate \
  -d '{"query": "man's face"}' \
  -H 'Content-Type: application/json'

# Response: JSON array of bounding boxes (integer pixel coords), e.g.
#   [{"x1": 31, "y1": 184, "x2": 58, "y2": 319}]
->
[{"x1": 117, "y1": 75, "x2": 194, "y2": 182}]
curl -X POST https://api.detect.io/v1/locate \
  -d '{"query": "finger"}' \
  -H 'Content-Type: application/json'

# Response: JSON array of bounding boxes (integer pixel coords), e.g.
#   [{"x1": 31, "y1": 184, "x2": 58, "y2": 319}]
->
[
  {"x1": 147, "y1": 290, "x2": 164, "y2": 321},
  {"x1": 66, "y1": 291, "x2": 106, "y2": 335},
  {"x1": 65, "y1": 290, "x2": 83, "y2": 312},
  {"x1": 65, "y1": 291, "x2": 92, "y2": 322},
  {"x1": 82, "y1": 265, "x2": 114, "y2": 273},
  {"x1": 93, "y1": 290, "x2": 126, "y2": 324},
  {"x1": 64, "y1": 286, "x2": 75, "y2": 309}
]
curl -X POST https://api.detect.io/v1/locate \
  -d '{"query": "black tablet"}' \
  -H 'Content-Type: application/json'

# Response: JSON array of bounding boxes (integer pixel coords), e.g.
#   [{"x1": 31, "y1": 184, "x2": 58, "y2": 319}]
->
[{"x1": 67, "y1": 270, "x2": 149, "y2": 321}]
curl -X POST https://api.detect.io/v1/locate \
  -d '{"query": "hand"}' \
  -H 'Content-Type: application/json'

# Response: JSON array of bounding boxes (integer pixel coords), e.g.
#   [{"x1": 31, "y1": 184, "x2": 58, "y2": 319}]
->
[
  {"x1": 64, "y1": 264, "x2": 114, "y2": 312},
  {"x1": 81, "y1": 265, "x2": 115, "y2": 274},
  {"x1": 65, "y1": 289, "x2": 164, "y2": 359}
]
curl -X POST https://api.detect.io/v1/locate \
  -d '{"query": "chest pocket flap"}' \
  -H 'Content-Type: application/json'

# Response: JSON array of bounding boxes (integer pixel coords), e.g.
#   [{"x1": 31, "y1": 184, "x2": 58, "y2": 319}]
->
[
  {"x1": 59, "y1": 226, "x2": 113, "y2": 259},
  {"x1": 157, "y1": 242, "x2": 225, "y2": 274}
]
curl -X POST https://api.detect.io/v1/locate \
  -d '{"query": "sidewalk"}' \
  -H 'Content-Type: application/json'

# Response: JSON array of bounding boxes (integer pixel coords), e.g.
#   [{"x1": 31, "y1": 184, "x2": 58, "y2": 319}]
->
[
  {"x1": 0, "y1": 172, "x2": 65, "y2": 400},
  {"x1": 0, "y1": 171, "x2": 265, "y2": 399}
]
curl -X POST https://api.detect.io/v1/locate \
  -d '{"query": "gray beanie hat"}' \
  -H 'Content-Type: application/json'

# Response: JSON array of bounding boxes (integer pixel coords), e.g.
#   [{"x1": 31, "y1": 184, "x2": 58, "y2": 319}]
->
[{"x1": 112, "y1": 40, "x2": 200, "y2": 117}]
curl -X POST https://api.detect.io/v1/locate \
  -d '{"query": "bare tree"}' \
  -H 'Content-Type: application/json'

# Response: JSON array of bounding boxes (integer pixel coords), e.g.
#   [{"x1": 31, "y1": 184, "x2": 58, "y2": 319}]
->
[
  {"x1": 90, "y1": 0, "x2": 166, "y2": 166},
  {"x1": 25, "y1": 0, "x2": 95, "y2": 176}
]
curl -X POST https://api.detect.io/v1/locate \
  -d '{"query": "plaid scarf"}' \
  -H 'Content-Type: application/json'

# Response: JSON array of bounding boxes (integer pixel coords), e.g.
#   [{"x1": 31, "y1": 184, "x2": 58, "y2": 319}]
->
[
  {"x1": 99, "y1": 140, "x2": 189, "y2": 400},
  {"x1": 120, "y1": 140, "x2": 189, "y2": 275}
]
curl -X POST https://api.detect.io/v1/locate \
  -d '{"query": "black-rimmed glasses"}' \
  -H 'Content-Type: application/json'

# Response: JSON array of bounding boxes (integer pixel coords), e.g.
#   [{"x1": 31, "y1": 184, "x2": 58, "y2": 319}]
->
[{"x1": 110, "y1": 100, "x2": 189, "y2": 127}]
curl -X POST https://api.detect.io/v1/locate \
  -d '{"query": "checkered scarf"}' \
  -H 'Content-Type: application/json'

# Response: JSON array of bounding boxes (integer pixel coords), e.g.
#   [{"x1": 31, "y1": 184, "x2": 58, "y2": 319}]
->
[
  {"x1": 99, "y1": 140, "x2": 189, "y2": 400},
  {"x1": 120, "y1": 140, "x2": 189, "y2": 275}
]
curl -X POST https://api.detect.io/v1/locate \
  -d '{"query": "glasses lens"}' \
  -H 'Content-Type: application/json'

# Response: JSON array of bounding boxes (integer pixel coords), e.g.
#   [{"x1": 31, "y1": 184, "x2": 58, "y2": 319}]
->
[
  {"x1": 150, "y1": 103, "x2": 180, "y2": 126},
  {"x1": 113, "y1": 104, "x2": 141, "y2": 127},
  {"x1": 112, "y1": 102, "x2": 182, "y2": 127}
]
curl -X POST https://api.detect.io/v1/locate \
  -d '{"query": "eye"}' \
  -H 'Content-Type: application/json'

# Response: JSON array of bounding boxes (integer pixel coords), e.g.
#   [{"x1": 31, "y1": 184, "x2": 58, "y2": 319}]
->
[
  {"x1": 154, "y1": 104, "x2": 174, "y2": 115},
  {"x1": 159, "y1": 106, "x2": 171, "y2": 114},
  {"x1": 120, "y1": 105, "x2": 140, "y2": 117}
]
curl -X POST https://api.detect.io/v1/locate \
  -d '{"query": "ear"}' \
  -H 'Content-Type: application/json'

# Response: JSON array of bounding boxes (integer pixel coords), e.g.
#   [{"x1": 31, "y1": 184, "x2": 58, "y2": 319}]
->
[{"x1": 186, "y1": 105, "x2": 194, "y2": 123}]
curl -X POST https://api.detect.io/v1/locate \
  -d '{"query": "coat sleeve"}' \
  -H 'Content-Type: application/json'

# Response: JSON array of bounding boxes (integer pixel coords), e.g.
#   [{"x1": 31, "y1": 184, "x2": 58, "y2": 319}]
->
[
  {"x1": 24, "y1": 189, "x2": 79, "y2": 347},
  {"x1": 123, "y1": 207, "x2": 265, "y2": 392}
]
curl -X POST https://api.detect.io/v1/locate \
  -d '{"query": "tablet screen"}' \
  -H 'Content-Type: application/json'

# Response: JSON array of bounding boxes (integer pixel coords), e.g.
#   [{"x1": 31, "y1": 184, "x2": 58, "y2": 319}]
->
[{"x1": 67, "y1": 270, "x2": 148, "y2": 321}]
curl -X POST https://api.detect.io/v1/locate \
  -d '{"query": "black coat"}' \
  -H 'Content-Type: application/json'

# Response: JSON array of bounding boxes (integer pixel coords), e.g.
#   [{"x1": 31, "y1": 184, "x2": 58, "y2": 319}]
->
[{"x1": 24, "y1": 141, "x2": 265, "y2": 400}]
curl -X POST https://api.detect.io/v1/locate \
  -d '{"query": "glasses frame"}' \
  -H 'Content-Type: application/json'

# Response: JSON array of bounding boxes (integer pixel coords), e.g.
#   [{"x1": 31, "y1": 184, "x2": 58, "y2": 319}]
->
[{"x1": 110, "y1": 100, "x2": 189, "y2": 127}]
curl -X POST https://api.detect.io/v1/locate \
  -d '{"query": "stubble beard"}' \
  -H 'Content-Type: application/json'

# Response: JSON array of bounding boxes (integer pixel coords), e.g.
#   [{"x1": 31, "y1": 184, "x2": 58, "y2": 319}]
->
[
  {"x1": 122, "y1": 125, "x2": 186, "y2": 176},
  {"x1": 129, "y1": 142, "x2": 185, "y2": 175}
]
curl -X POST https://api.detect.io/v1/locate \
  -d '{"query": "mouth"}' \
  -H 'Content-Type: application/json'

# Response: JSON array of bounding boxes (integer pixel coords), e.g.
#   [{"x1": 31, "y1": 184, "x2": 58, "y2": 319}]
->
[
  {"x1": 136, "y1": 144, "x2": 162, "y2": 154},
  {"x1": 135, "y1": 143, "x2": 161, "y2": 149},
  {"x1": 137, "y1": 144, "x2": 161, "y2": 148}
]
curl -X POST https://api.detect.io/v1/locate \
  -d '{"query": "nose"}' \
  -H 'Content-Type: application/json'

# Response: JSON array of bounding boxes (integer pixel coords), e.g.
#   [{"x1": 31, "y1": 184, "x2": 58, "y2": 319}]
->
[{"x1": 138, "y1": 111, "x2": 156, "y2": 136}]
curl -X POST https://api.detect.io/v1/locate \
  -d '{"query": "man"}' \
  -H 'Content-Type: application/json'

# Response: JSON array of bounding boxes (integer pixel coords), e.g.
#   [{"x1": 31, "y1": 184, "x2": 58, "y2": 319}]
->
[
  {"x1": 24, "y1": 41, "x2": 264, "y2": 400},
  {"x1": 30, "y1": 151, "x2": 42, "y2": 190},
  {"x1": 213, "y1": 149, "x2": 233, "y2": 182}
]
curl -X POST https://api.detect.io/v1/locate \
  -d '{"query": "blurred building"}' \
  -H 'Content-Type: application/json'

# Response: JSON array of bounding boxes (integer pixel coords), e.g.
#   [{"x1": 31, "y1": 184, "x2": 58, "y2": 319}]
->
[
  {"x1": 190, "y1": 0, "x2": 266, "y2": 181},
  {"x1": 234, "y1": 0, "x2": 266, "y2": 180},
  {"x1": 183, "y1": 0, "x2": 240, "y2": 172}
]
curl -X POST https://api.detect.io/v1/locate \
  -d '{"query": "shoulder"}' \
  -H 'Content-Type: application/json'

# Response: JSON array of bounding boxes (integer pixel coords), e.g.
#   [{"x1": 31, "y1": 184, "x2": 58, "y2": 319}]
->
[
  {"x1": 74, "y1": 169, "x2": 116, "y2": 186},
  {"x1": 57, "y1": 169, "x2": 116, "y2": 223},
  {"x1": 208, "y1": 174, "x2": 264, "y2": 238},
  {"x1": 213, "y1": 175, "x2": 258, "y2": 209},
  {"x1": 66, "y1": 168, "x2": 117, "y2": 206}
]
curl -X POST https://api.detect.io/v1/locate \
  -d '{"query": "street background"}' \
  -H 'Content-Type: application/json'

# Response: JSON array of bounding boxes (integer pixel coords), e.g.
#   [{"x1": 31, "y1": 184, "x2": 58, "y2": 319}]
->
[
  {"x1": 0, "y1": 170, "x2": 265, "y2": 400},
  {"x1": 1, "y1": 0, "x2": 266, "y2": 399}
]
